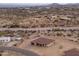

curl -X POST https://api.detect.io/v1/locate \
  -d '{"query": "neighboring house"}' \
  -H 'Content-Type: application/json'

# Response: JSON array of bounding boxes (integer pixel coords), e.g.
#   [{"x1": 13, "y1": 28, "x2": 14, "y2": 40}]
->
[
  {"x1": 0, "y1": 36, "x2": 22, "y2": 42},
  {"x1": 0, "y1": 37, "x2": 11, "y2": 42},
  {"x1": 63, "y1": 48, "x2": 79, "y2": 56},
  {"x1": 11, "y1": 36, "x2": 22, "y2": 41}
]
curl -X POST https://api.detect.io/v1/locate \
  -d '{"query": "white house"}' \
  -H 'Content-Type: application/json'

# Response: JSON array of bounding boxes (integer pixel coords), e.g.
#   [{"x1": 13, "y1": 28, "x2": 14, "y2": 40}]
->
[
  {"x1": 0, "y1": 36, "x2": 22, "y2": 42},
  {"x1": 0, "y1": 37, "x2": 11, "y2": 42},
  {"x1": 11, "y1": 36, "x2": 22, "y2": 41}
]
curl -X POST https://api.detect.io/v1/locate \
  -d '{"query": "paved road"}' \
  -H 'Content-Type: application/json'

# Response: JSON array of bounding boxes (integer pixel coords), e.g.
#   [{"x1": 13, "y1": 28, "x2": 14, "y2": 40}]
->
[
  {"x1": 0, "y1": 27, "x2": 79, "y2": 31},
  {"x1": 0, "y1": 46, "x2": 39, "y2": 56}
]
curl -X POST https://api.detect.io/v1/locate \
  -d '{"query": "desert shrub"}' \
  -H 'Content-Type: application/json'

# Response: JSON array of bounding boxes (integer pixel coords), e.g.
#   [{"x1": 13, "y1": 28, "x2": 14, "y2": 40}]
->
[{"x1": 59, "y1": 45, "x2": 63, "y2": 49}]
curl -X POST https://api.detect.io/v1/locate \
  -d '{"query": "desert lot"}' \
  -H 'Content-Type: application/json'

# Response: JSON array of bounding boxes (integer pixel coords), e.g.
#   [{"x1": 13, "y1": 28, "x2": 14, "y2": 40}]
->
[{"x1": 17, "y1": 36, "x2": 79, "y2": 56}]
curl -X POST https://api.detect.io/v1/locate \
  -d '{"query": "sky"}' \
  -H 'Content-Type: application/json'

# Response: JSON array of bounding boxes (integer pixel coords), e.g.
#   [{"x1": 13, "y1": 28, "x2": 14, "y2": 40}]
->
[{"x1": 0, "y1": 0, "x2": 79, "y2": 3}]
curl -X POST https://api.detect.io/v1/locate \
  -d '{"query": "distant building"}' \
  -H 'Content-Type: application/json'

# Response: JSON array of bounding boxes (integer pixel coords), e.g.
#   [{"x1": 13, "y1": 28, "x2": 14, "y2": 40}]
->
[
  {"x1": 0, "y1": 36, "x2": 22, "y2": 42},
  {"x1": 63, "y1": 48, "x2": 79, "y2": 56},
  {"x1": 0, "y1": 37, "x2": 11, "y2": 42},
  {"x1": 31, "y1": 37, "x2": 54, "y2": 47}
]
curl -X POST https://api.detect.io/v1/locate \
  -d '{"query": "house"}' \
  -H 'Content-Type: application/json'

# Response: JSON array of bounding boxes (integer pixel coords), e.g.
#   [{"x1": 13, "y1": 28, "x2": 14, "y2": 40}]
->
[
  {"x1": 0, "y1": 36, "x2": 22, "y2": 42},
  {"x1": 11, "y1": 36, "x2": 22, "y2": 41},
  {"x1": 0, "y1": 37, "x2": 11, "y2": 42},
  {"x1": 31, "y1": 37, "x2": 54, "y2": 47},
  {"x1": 63, "y1": 48, "x2": 79, "y2": 56}
]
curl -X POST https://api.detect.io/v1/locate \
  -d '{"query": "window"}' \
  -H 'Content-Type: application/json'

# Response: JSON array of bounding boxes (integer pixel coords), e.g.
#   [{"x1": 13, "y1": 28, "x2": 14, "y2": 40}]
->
[
  {"x1": 6, "y1": 40, "x2": 8, "y2": 42},
  {"x1": 2, "y1": 40, "x2": 4, "y2": 42},
  {"x1": 31, "y1": 42, "x2": 34, "y2": 45}
]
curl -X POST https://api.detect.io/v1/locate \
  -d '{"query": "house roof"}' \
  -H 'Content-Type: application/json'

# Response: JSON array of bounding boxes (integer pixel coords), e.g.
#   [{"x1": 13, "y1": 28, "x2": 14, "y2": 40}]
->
[
  {"x1": 64, "y1": 48, "x2": 79, "y2": 56},
  {"x1": 31, "y1": 37, "x2": 54, "y2": 45},
  {"x1": 0, "y1": 37, "x2": 11, "y2": 40}
]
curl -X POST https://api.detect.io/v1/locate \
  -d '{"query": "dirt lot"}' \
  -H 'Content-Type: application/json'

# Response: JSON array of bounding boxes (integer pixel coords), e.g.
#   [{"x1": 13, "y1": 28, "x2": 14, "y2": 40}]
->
[{"x1": 18, "y1": 36, "x2": 79, "y2": 56}]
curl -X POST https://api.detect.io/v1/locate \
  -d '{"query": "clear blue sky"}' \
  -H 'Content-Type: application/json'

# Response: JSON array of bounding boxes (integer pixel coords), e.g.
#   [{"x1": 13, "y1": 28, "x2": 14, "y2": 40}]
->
[{"x1": 0, "y1": 0, "x2": 78, "y2": 3}]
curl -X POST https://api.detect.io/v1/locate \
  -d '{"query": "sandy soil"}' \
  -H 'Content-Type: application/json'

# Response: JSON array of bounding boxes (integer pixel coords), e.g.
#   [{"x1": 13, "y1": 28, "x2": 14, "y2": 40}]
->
[{"x1": 17, "y1": 36, "x2": 79, "y2": 56}]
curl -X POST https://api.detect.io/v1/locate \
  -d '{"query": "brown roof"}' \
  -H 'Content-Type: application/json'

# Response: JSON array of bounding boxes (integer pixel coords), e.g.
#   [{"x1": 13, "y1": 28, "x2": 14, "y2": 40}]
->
[
  {"x1": 31, "y1": 37, "x2": 54, "y2": 45},
  {"x1": 64, "y1": 48, "x2": 79, "y2": 56}
]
